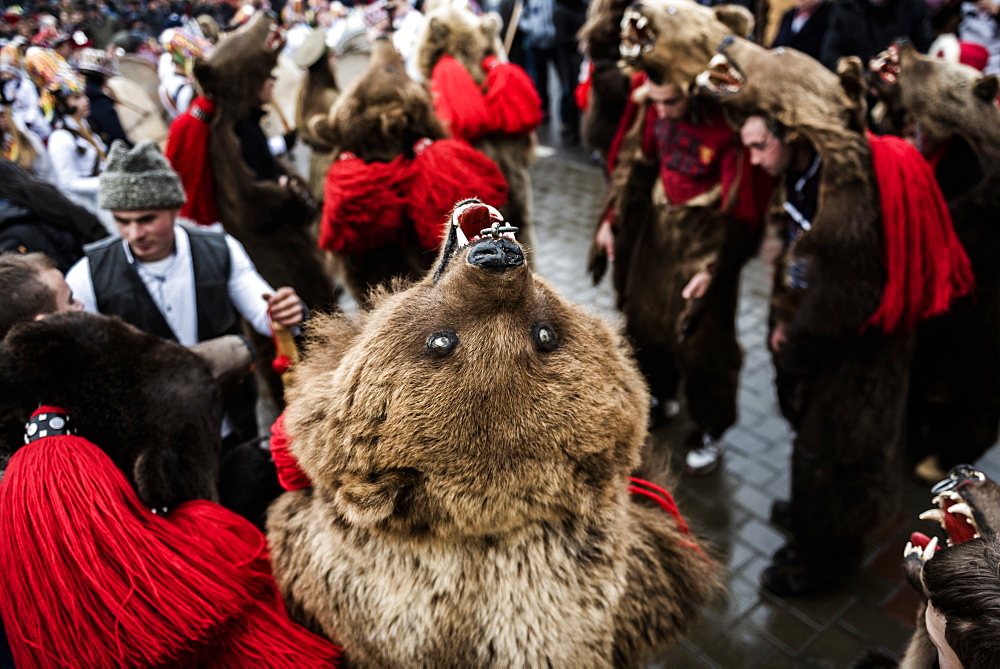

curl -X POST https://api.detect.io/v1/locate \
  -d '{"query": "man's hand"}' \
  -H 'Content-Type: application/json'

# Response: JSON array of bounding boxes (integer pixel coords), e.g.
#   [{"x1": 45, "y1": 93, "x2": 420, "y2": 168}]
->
[
  {"x1": 595, "y1": 219, "x2": 616, "y2": 262},
  {"x1": 682, "y1": 271, "x2": 712, "y2": 300},
  {"x1": 265, "y1": 287, "x2": 304, "y2": 327},
  {"x1": 769, "y1": 322, "x2": 787, "y2": 352}
]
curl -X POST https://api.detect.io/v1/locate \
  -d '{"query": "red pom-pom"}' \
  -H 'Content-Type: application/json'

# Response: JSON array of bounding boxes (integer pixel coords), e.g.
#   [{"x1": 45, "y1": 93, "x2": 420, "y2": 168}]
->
[
  {"x1": 482, "y1": 56, "x2": 543, "y2": 135},
  {"x1": 408, "y1": 139, "x2": 508, "y2": 249},
  {"x1": 319, "y1": 154, "x2": 412, "y2": 255},
  {"x1": 272, "y1": 355, "x2": 292, "y2": 375}
]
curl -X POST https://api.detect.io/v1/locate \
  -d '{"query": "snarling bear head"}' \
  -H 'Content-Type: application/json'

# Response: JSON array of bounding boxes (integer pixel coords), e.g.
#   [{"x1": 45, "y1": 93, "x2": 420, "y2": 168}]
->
[
  {"x1": 902, "y1": 466, "x2": 1000, "y2": 667},
  {"x1": 284, "y1": 202, "x2": 649, "y2": 537}
]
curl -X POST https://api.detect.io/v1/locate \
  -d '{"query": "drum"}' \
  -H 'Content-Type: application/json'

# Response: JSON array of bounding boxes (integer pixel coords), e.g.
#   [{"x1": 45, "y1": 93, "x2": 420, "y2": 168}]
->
[
  {"x1": 334, "y1": 29, "x2": 371, "y2": 91},
  {"x1": 261, "y1": 52, "x2": 304, "y2": 139},
  {"x1": 106, "y1": 76, "x2": 171, "y2": 147},
  {"x1": 117, "y1": 55, "x2": 165, "y2": 119}
]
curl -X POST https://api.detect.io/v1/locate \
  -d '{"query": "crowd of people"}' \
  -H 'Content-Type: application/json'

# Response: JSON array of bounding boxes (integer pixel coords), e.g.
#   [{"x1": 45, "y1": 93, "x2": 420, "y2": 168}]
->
[{"x1": 1, "y1": 0, "x2": 999, "y2": 663}]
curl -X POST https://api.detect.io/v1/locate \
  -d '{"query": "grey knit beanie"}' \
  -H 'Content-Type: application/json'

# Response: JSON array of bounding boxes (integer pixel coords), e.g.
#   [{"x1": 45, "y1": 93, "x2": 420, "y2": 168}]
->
[{"x1": 98, "y1": 140, "x2": 187, "y2": 211}]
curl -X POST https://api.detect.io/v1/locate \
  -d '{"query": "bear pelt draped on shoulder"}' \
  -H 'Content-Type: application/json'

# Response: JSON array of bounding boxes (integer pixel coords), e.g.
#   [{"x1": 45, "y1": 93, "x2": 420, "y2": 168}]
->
[{"x1": 266, "y1": 209, "x2": 720, "y2": 666}]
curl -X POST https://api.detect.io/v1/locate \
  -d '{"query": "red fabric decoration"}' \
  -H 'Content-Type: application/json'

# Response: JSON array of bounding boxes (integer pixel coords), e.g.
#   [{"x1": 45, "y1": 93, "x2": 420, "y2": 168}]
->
[
  {"x1": 481, "y1": 56, "x2": 543, "y2": 136},
  {"x1": 319, "y1": 152, "x2": 411, "y2": 255},
  {"x1": 866, "y1": 131, "x2": 975, "y2": 334},
  {"x1": 165, "y1": 96, "x2": 221, "y2": 227},
  {"x1": 606, "y1": 71, "x2": 648, "y2": 176},
  {"x1": 575, "y1": 62, "x2": 593, "y2": 111},
  {"x1": 0, "y1": 411, "x2": 341, "y2": 668},
  {"x1": 269, "y1": 413, "x2": 313, "y2": 492},
  {"x1": 627, "y1": 477, "x2": 703, "y2": 556},
  {"x1": 429, "y1": 54, "x2": 492, "y2": 143},
  {"x1": 272, "y1": 355, "x2": 292, "y2": 374},
  {"x1": 959, "y1": 41, "x2": 989, "y2": 72},
  {"x1": 408, "y1": 138, "x2": 508, "y2": 249}
]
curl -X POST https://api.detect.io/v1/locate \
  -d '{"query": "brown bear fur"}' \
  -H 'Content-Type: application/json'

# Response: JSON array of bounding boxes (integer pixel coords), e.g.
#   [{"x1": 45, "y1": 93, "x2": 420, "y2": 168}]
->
[
  {"x1": 0, "y1": 312, "x2": 222, "y2": 510},
  {"x1": 192, "y1": 14, "x2": 336, "y2": 312},
  {"x1": 589, "y1": 82, "x2": 758, "y2": 437},
  {"x1": 416, "y1": 7, "x2": 537, "y2": 253},
  {"x1": 620, "y1": 0, "x2": 909, "y2": 570},
  {"x1": 577, "y1": 0, "x2": 633, "y2": 158},
  {"x1": 266, "y1": 224, "x2": 719, "y2": 666},
  {"x1": 309, "y1": 38, "x2": 447, "y2": 303},
  {"x1": 871, "y1": 45, "x2": 1000, "y2": 472}
]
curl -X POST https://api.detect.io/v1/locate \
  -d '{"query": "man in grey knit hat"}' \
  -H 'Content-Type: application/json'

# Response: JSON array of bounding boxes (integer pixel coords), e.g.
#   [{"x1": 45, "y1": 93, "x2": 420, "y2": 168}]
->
[{"x1": 65, "y1": 139, "x2": 305, "y2": 443}]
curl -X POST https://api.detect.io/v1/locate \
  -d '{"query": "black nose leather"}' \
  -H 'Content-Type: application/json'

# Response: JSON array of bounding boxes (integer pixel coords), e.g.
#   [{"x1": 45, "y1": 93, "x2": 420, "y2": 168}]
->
[{"x1": 467, "y1": 238, "x2": 524, "y2": 271}]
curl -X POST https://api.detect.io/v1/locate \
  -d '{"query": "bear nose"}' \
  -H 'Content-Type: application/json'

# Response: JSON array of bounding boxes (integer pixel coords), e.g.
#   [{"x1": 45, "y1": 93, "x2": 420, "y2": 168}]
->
[{"x1": 467, "y1": 238, "x2": 524, "y2": 272}]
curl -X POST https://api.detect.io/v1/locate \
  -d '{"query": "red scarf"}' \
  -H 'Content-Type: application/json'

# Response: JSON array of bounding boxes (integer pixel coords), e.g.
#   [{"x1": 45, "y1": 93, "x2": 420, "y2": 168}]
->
[
  {"x1": 165, "y1": 96, "x2": 221, "y2": 227},
  {"x1": 866, "y1": 132, "x2": 975, "y2": 333}
]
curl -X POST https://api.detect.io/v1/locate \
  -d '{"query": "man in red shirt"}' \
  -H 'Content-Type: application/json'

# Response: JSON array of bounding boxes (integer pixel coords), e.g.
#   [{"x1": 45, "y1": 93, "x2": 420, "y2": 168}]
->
[{"x1": 594, "y1": 80, "x2": 769, "y2": 475}]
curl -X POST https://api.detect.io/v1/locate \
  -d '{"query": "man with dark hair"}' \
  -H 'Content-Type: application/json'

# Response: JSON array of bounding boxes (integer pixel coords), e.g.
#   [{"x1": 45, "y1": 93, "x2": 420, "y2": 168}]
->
[{"x1": 0, "y1": 252, "x2": 82, "y2": 338}]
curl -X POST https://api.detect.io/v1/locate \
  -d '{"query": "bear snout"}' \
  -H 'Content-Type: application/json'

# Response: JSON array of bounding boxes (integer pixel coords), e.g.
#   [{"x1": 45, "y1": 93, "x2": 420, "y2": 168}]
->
[{"x1": 467, "y1": 238, "x2": 524, "y2": 272}]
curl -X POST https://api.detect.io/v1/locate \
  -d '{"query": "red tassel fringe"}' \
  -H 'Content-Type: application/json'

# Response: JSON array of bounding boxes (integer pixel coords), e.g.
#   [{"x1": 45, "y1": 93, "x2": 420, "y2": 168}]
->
[
  {"x1": 865, "y1": 132, "x2": 975, "y2": 334},
  {"x1": 319, "y1": 153, "x2": 411, "y2": 255},
  {"x1": 270, "y1": 413, "x2": 313, "y2": 491},
  {"x1": 409, "y1": 139, "x2": 508, "y2": 249},
  {"x1": 0, "y1": 432, "x2": 340, "y2": 667}
]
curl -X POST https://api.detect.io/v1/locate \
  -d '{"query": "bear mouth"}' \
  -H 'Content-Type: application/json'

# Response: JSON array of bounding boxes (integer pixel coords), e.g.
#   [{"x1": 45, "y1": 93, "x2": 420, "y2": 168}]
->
[
  {"x1": 433, "y1": 200, "x2": 513, "y2": 282},
  {"x1": 696, "y1": 52, "x2": 745, "y2": 97},
  {"x1": 869, "y1": 45, "x2": 900, "y2": 86},
  {"x1": 904, "y1": 466, "x2": 988, "y2": 564},
  {"x1": 619, "y1": 8, "x2": 657, "y2": 61}
]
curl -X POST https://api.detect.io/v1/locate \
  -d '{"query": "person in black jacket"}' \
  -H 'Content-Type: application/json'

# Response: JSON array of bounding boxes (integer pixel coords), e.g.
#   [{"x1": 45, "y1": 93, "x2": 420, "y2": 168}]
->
[
  {"x1": 820, "y1": 0, "x2": 932, "y2": 70},
  {"x1": 772, "y1": 0, "x2": 833, "y2": 61}
]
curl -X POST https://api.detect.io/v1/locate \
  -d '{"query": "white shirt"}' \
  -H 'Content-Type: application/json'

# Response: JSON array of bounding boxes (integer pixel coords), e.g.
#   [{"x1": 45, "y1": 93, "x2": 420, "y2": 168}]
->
[
  {"x1": 65, "y1": 224, "x2": 277, "y2": 346},
  {"x1": 47, "y1": 116, "x2": 113, "y2": 231}
]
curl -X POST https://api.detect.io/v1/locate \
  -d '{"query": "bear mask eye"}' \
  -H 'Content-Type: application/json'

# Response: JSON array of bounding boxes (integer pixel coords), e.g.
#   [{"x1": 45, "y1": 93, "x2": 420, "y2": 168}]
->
[
  {"x1": 532, "y1": 324, "x2": 558, "y2": 352},
  {"x1": 426, "y1": 331, "x2": 459, "y2": 357}
]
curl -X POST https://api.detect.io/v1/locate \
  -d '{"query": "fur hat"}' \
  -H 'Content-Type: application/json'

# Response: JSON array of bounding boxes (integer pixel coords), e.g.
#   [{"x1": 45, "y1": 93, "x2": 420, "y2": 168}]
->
[
  {"x1": 98, "y1": 140, "x2": 187, "y2": 211},
  {"x1": 75, "y1": 47, "x2": 118, "y2": 77}
]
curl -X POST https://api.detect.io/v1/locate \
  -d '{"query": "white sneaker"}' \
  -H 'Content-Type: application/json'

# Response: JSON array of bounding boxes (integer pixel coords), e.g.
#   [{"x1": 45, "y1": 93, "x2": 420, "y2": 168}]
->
[{"x1": 684, "y1": 434, "x2": 724, "y2": 476}]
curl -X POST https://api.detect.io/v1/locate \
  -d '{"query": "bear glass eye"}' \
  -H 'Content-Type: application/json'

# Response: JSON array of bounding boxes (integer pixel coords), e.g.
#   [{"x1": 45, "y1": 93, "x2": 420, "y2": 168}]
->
[
  {"x1": 532, "y1": 324, "x2": 558, "y2": 352},
  {"x1": 426, "y1": 331, "x2": 459, "y2": 357}
]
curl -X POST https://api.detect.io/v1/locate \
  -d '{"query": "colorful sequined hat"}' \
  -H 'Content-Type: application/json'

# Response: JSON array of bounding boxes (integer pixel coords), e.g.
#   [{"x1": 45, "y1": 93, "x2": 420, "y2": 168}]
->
[
  {"x1": 24, "y1": 48, "x2": 84, "y2": 119},
  {"x1": 160, "y1": 27, "x2": 212, "y2": 69}
]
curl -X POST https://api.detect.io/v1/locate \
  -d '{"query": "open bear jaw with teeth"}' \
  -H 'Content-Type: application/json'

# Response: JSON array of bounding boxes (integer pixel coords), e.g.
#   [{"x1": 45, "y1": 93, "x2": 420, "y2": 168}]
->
[
  {"x1": 619, "y1": 7, "x2": 656, "y2": 61},
  {"x1": 696, "y1": 52, "x2": 746, "y2": 97},
  {"x1": 869, "y1": 44, "x2": 901, "y2": 86},
  {"x1": 904, "y1": 467, "x2": 990, "y2": 564}
]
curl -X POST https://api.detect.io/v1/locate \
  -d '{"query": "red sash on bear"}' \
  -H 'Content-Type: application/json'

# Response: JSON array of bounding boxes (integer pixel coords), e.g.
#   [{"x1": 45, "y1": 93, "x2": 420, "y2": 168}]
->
[
  {"x1": 866, "y1": 132, "x2": 975, "y2": 334},
  {"x1": 319, "y1": 140, "x2": 508, "y2": 255},
  {"x1": 0, "y1": 407, "x2": 342, "y2": 668},
  {"x1": 165, "y1": 96, "x2": 221, "y2": 227},
  {"x1": 430, "y1": 55, "x2": 542, "y2": 144}
]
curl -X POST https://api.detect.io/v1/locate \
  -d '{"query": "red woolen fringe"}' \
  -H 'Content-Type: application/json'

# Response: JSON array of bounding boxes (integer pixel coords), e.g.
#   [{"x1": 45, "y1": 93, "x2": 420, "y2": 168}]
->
[
  {"x1": 482, "y1": 56, "x2": 543, "y2": 136},
  {"x1": 866, "y1": 132, "x2": 975, "y2": 334},
  {"x1": 430, "y1": 55, "x2": 492, "y2": 143},
  {"x1": 319, "y1": 153, "x2": 411, "y2": 255},
  {"x1": 408, "y1": 139, "x2": 509, "y2": 249},
  {"x1": 0, "y1": 432, "x2": 340, "y2": 667},
  {"x1": 269, "y1": 413, "x2": 313, "y2": 491}
]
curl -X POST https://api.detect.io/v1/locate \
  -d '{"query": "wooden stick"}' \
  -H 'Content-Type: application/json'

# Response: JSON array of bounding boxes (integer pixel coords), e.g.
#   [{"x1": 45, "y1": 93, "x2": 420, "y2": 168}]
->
[{"x1": 503, "y1": 0, "x2": 523, "y2": 56}]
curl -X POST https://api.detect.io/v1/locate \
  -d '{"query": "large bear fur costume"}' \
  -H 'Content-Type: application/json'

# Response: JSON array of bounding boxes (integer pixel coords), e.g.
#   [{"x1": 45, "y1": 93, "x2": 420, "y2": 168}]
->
[
  {"x1": 617, "y1": 0, "x2": 912, "y2": 574},
  {"x1": 189, "y1": 14, "x2": 336, "y2": 313},
  {"x1": 266, "y1": 203, "x2": 719, "y2": 666},
  {"x1": 416, "y1": 7, "x2": 538, "y2": 252},
  {"x1": 577, "y1": 0, "x2": 634, "y2": 158},
  {"x1": 869, "y1": 44, "x2": 1000, "y2": 474},
  {"x1": 0, "y1": 312, "x2": 224, "y2": 509}
]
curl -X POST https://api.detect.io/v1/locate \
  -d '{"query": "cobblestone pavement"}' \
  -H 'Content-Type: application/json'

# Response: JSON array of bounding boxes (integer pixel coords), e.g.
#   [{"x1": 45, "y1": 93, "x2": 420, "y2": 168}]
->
[{"x1": 527, "y1": 143, "x2": 1000, "y2": 667}]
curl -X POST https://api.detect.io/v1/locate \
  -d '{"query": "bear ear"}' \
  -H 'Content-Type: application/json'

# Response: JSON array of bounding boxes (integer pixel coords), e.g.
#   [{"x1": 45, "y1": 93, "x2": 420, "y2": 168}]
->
[
  {"x1": 480, "y1": 12, "x2": 502, "y2": 38},
  {"x1": 428, "y1": 15, "x2": 451, "y2": 44},
  {"x1": 712, "y1": 5, "x2": 754, "y2": 39},
  {"x1": 334, "y1": 469, "x2": 420, "y2": 527},
  {"x1": 192, "y1": 57, "x2": 213, "y2": 90},
  {"x1": 836, "y1": 56, "x2": 866, "y2": 104},
  {"x1": 974, "y1": 74, "x2": 999, "y2": 103}
]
